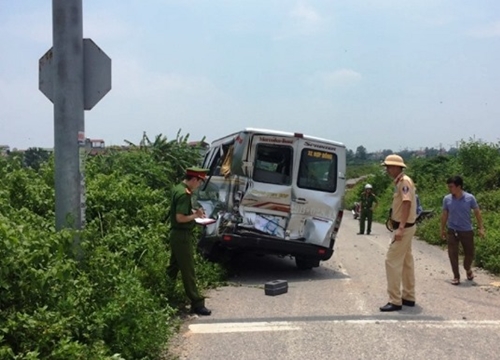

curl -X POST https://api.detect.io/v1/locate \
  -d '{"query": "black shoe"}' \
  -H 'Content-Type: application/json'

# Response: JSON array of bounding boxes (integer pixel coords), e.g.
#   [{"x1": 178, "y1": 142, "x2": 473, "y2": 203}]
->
[
  {"x1": 379, "y1": 303, "x2": 402, "y2": 312},
  {"x1": 402, "y1": 299, "x2": 415, "y2": 307},
  {"x1": 193, "y1": 306, "x2": 212, "y2": 316},
  {"x1": 357, "y1": 232, "x2": 364, "y2": 235},
  {"x1": 367, "y1": 232, "x2": 371, "y2": 235}
]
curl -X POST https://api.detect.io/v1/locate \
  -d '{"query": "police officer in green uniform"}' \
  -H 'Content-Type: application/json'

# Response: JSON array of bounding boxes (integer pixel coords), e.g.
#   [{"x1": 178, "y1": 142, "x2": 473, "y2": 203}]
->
[
  {"x1": 358, "y1": 183, "x2": 378, "y2": 235},
  {"x1": 167, "y1": 167, "x2": 211, "y2": 316}
]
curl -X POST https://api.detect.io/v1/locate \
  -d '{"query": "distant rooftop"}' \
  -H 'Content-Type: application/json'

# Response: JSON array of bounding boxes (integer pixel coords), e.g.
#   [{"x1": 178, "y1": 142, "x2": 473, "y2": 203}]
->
[{"x1": 188, "y1": 140, "x2": 209, "y2": 147}]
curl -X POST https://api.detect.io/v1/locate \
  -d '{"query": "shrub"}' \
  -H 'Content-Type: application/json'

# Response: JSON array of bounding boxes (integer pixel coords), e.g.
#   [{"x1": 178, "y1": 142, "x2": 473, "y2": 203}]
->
[{"x1": 0, "y1": 132, "x2": 225, "y2": 359}]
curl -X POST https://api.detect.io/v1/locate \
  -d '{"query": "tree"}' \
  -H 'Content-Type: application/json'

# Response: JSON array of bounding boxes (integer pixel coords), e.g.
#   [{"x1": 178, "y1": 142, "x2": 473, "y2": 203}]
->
[
  {"x1": 355, "y1": 145, "x2": 367, "y2": 161},
  {"x1": 424, "y1": 147, "x2": 439, "y2": 157},
  {"x1": 457, "y1": 140, "x2": 500, "y2": 192},
  {"x1": 346, "y1": 149, "x2": 355, "y2": 162},
  {"x1": 23, "y1": 147, "x2": 51, "y2": 171},
  {"x1": 381, "y1": 149, "x2": 393, "y2": 157}
]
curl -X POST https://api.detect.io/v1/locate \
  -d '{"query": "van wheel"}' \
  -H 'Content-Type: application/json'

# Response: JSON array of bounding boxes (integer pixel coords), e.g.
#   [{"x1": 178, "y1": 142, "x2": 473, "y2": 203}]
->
[
  {"x1": 295, "y1": 257, "x2": 319, "y2": 270},
  {"x1": 199, "y1": 243, "x2": 227, "y2": 263}
]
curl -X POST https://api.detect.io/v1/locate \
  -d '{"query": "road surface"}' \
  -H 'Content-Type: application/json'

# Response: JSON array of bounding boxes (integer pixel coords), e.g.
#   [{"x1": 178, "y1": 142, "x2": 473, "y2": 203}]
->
[{"x1": 167, "y1": 212, "x2": 500, "y2": 360}]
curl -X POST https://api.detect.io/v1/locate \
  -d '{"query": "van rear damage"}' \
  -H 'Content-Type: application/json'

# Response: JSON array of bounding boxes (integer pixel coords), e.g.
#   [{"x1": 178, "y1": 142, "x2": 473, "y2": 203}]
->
[{"x1": 196, "y1": 128, "x2": 346, "y2": 269}]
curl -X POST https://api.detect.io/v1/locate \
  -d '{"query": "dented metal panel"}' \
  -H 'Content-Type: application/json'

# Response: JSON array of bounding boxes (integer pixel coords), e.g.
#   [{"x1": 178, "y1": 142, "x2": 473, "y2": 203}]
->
[{"x1": 196, "y1": 129, "x2": 346, "y2": 257}]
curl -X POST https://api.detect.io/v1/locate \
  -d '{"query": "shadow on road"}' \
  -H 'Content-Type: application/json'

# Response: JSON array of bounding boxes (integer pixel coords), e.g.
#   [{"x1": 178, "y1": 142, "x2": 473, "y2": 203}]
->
[{"x1": 225, "y1": 253, "x2": 349, "y2": 286}]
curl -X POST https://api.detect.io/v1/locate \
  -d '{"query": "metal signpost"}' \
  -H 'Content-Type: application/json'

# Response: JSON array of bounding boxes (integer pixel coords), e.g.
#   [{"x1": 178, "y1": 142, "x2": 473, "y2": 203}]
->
[{"x1": 39, "y1": 0, "x2": 111, "y2": 258}]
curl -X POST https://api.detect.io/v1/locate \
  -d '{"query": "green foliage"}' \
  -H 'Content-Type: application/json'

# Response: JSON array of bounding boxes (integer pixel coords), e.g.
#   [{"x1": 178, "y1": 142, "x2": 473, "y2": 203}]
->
[
  {"x1": 475, "y1": 213, "x2": 500, "y2": 274},
  {"x1": 413, "y1": 216, "x2": 442, "y2": 246},
  {"x1": 456, "y1": 140, "x2": 500, "y2": 193},
  {"x1": 23, "y1": 148, "x2": 52, "y2": 171},
  {"x1": 0, "y1": 132, "x2": 225, "y2": 359},
  {"x1": 346, "y1": 163, "x2": 379, "y2": 180},
  {"x1": 345, "y1": 140, "x2": 500, "y2": 275}
]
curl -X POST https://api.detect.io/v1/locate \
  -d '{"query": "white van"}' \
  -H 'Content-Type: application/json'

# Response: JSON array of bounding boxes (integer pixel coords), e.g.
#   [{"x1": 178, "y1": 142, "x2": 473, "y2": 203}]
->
[{"x1": 196, "y1": 128, "x2": 346, "y2": 269}]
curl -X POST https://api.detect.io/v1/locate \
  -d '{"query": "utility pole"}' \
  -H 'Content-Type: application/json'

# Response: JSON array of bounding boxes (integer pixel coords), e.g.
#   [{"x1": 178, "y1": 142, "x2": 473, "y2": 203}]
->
[
  {"x1": 39, "y1": 0, "x2": 111, "y2": 258},
  {"x1": 52, "y1": 0, "x2": 85, "y2": 231}
]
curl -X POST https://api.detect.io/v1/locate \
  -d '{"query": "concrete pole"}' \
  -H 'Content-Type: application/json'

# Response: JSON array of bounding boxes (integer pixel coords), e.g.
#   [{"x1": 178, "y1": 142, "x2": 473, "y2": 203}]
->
[{"x1": 52, "y1": 0, "x2": 85, "y2": 237}]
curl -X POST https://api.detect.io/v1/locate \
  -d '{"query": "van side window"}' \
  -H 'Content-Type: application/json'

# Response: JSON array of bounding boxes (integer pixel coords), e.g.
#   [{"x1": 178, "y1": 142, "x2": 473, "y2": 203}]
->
[
  {"x1": 203, "y1": 143, "x2": 233, "y2": 177},
  {"x1": 253, "y1": 144, "x2": 293, "y2": 185},
  {"x1": 298, "y1": 149, "x2": 337, "y2": 192}
]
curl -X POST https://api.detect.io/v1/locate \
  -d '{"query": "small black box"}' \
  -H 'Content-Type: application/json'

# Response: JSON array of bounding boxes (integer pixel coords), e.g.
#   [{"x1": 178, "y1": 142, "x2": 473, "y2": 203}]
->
[{"x1": 264, "y1": 280, "x2": 288, "y2": 296}]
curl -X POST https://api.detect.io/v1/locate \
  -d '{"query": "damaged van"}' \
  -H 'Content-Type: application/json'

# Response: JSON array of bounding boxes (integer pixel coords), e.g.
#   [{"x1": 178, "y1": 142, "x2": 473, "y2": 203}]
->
[{"x1": 195, "y1": 128, "x2": 346, "y2": 269}]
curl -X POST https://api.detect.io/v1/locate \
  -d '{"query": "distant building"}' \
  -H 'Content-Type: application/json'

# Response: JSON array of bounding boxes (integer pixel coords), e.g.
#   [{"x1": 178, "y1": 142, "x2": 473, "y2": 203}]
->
[
  {"x1": 0, "y1": 145, "x2": 9, "y2": 156},
  {"x1": 188, "y1": 140, "x2": 209, "y2": 158},
  {"x1": 85, "y1": 138, "x2": 105, "y2": 155}
]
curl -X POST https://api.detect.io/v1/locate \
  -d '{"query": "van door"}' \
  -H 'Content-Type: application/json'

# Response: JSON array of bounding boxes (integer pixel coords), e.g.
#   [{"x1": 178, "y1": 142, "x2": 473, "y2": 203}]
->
[
  {"x1": 288, "y1": 139, "x2": 343, "y2": 246},
  {"x1": 239, "y1": 134, "x2": 296, "y2": 237}
]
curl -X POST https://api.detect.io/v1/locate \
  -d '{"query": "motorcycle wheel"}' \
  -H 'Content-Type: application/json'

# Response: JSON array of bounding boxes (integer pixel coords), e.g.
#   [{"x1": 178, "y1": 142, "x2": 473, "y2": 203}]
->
[{"x1": 385, "y1": 218, "x2": 393, "y2": 232}]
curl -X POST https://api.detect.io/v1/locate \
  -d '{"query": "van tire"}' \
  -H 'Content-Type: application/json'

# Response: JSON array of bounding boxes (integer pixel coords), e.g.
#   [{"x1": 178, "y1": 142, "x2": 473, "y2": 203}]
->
[
  {"x1": 295, "y1": 257, "x2": 319, "y2": 270},
  {"x1": 199, "y1": 243, "x2": 227, "y2": 263}
]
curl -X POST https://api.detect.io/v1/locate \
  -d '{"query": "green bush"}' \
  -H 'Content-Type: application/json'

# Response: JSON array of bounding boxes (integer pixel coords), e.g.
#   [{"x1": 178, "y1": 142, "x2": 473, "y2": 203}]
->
[
  {"x1": 0, "y1": 132, "x2": 225, "y2": 359},
  {"x1": 475, "y1": 213, "x2": 500, "y2": 274},
  {"x1": 346, "y1": 164, "x2": 379, "y2": 180}
]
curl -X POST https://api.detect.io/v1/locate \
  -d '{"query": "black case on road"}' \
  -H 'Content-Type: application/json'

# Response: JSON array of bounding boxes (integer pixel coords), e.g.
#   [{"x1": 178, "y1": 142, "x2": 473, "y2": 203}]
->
[{"x1": 265, "y1": 280, "x2": 288, "y2": 296}]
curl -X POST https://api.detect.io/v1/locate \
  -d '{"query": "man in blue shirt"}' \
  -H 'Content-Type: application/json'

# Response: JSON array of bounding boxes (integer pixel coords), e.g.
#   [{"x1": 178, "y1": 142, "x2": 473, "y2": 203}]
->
[{"x1": 440, "y1": 176, "x2": 485, "y2": 285}]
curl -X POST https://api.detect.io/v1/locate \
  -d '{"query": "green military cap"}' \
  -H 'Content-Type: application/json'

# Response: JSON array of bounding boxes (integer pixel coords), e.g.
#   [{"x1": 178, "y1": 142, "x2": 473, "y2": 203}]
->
[{"x1": 186, "y1": 167, "x2": 209, "y2": 180}]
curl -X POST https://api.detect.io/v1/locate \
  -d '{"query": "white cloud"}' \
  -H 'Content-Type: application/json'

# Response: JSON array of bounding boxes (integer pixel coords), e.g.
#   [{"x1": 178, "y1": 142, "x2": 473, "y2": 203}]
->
[
  {"x1": 467, "y1": 21, "x2": 500, "y2": 38},
  {"x1": 290, "y1": 2, "x2": 321, "y2": 24},
  {"x1": 307, "y1": 69, "x2": 362, "y2": 88},
  {"x1": 288, "y1": 2, "x2": 323, "y2": 35}
]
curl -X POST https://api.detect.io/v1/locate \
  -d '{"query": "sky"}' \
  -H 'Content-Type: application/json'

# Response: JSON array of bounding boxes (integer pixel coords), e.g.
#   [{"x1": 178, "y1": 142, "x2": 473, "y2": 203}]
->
[{"x1": 1, "y1": 0, "x2": 499, "y2": 152}]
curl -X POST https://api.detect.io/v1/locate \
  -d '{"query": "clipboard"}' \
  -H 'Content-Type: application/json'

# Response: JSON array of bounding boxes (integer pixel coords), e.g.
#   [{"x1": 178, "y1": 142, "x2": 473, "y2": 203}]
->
[{"x1": 195, "y1": 218, "x2": 216, "y2": 226}]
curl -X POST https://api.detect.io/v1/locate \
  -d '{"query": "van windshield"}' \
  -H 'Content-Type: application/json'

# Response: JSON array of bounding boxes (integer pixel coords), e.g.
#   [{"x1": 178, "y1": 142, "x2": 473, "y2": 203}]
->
[
  {"x1": 298, "y1": 149, "x2": 337, "y2": 192},
  {"x1": 253, "y1": 144, "x2": 293, "y2": 185}
]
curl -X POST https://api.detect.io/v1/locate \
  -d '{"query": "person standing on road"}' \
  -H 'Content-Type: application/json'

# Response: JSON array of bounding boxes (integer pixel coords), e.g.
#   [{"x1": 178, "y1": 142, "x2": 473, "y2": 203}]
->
[
  {"x1": 380, "y1": 155, "x2": 417, "y2": 312},
  {"x1": 167, "y1": 167, "x2": 212, "y2": 316},
  {"x1": 440, "y1": 175, "x2": 485, "y2": 285},
  {"x1": 358, "y1": 184, "x2": 378, "y2": 235}
]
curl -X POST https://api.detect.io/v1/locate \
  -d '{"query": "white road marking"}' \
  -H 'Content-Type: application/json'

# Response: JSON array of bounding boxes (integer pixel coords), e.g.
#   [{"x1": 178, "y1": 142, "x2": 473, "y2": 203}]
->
[
  {"x1": 188, "y1": 322, "x2": 301, "y2": 334},
  {"x1": 329, "y1": 319, "x2": 500, "y2": 328},
  {"x1": 188, "y1": 320, "x2": 500, "y2": 334}
]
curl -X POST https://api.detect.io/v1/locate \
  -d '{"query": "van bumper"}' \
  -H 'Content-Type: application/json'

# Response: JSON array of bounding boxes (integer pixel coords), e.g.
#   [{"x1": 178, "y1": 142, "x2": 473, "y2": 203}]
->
[{"x1": 210, "y1": 232, "x2": 334, "y2": 261}]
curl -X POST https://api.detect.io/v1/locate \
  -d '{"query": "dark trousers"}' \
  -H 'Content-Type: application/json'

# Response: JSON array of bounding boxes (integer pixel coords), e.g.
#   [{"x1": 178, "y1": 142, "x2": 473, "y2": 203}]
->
[
  {"x1": 447, "y1": 229, "x2": 475, "y2": 280},
  {"x1": 359, "y1": 209, "x2": 373, "y2": 234},
  {"x1": 167, "y1": 229, "x2": 205, "y2": 308}
]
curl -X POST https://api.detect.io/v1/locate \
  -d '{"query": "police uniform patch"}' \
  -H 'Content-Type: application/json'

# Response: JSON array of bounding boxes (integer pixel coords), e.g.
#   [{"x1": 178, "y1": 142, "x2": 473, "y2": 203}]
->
[{"x1": 402, "y1": 185, "x2": 409, "y2": 194}]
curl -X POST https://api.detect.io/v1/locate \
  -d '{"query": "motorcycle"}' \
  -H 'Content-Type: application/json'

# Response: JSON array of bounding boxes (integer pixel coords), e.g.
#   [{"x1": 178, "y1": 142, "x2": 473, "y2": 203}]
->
[
  {"x1": 385, "y1": 209, "x2": 434, "y2": 232},
  {"x1": 351, "y1": 202, "x2": 361, "y2": 220}
]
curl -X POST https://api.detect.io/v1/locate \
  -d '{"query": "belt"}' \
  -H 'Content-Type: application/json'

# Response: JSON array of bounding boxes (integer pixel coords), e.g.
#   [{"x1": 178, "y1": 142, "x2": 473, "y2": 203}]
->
[
  {"x1": 447, "y1": 229, "x2": 473, "y2": 235},
  {"x1": 391, "y1": 221, "x2": 415, "y2": 229}
]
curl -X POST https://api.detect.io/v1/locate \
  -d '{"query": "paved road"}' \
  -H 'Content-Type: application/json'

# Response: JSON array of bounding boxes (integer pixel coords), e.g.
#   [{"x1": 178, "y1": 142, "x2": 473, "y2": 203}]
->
[{"x1": 167, "y1": 212, "x2": 500, "y2": 360}]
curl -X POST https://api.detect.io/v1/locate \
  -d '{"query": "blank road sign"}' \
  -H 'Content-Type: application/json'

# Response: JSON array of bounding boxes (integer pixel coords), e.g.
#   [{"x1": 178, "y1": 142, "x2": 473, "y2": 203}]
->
[{"x1": 39, "y1": 38, "x2": 111, "y2": 110}]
